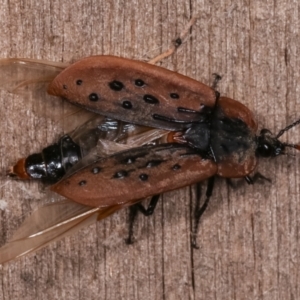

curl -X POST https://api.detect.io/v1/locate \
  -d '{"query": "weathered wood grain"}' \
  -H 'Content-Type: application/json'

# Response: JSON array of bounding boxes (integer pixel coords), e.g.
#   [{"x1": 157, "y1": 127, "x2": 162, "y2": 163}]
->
[{"x1": 0, "y1": 0, "x2": 299, "y2": 299}]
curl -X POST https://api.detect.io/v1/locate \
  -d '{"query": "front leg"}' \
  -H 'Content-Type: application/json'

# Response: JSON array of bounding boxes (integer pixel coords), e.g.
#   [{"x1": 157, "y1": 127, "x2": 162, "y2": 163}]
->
[
  {"x1": 226, "y1": 172, "x2": 271, "y2": 189},
  {"x1": 244, "y1": 172, "x2": 271, "y2": 185}
]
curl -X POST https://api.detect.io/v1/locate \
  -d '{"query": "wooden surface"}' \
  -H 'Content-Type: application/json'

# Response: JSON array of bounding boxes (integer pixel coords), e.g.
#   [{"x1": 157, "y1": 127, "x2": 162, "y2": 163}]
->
[{"x1": 0, "y1": 1, "x2": 300, "y2": 299}]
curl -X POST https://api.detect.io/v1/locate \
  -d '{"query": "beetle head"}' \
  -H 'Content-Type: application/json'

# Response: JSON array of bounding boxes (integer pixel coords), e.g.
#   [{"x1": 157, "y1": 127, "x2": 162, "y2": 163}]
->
[
  {"x1": 256, "y1": 129, "x2": 286, "y2": 157},
  {"x1": 256, "y1": 118, "x2": 300, "y2": 158}
]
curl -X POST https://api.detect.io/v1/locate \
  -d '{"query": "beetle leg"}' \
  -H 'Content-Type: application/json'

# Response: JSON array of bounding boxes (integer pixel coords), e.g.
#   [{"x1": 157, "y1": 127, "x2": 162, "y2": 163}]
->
[
  {"x1": 125, "y1": 205, "x2": 139, "y2": 245},
  {"x1": 244, "y1": 175, "x2": 254, "y2": 184},
  {"x1": 192, "y1": 177, "x2": 215, "y2": 249},
  {"x1": 245, "y1": 172, "x2": 271, "y2": 185},
  {"x1": 125, "y1": 195, "x2": 160, "y2": 244},
  {"x1": 252, "y1": 172, "x2": 272, "y2": 183},
  {"x1": 134, "y1": 194, "x2": 160, "y2": 216},
  {"x1": 227, "y1": 172, "x2": 272, "y2": 189}
]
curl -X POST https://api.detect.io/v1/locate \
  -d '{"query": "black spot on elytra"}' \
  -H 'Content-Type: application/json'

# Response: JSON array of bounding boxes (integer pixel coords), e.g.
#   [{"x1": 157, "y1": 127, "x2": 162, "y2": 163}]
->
[
  {"x1": 113, "y1": 170, "x2": 128, "y2": 179},
  {"x1": 109, "y1": 81, "x2": 124, "y2": 91},
  {"x1": 139, "y1": 174, "x2": 148, "y2": 181},
  {"x1": 79, "y1": 180, "x2": 87, "y2": 186},
  {"x1": 63, "y1": 85, "x2": 67, "y2": 89},
  {"x1": 170, "y1": 93, "x2": 179, "y2": 99},
  {"x1": 89, "y1": 93, "x2": 99, "y2": 101},
  {"x1": 143, "y1": 94, "x2": 159, "y2": 104},
  {"x1": 91, "y1": 167, "x2": 101, "y2": 174},
  {"x1": 76, "y1": 79, "x2": 83, "y2": 85},
  {"x1": 135, "y1": 79, "x2": 145, "y2": 87},
  {"x1": 172, "y1": 164, "x2": 181, "y2": 170},
  {"x1": 146, "y1": 160, "x2": 163, "y2": 168},
  {"x1": 122, "y1": 101, "x2": 132, "y2": 109}
]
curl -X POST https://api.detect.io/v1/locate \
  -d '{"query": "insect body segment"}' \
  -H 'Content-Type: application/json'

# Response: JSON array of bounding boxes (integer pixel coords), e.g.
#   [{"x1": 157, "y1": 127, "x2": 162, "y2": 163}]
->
[{"x1": 10, "y1": 135, "x2": 81, "y2": 182}]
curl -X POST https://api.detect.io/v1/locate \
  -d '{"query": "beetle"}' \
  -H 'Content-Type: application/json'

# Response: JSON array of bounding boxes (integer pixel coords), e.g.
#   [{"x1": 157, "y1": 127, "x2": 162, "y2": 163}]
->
[
  {"x1": 37, "y1": 55, "x2": 300, "y2": 203},
  {"x1": 1, "y1": 54, "x2": 300, "y2": 265}
]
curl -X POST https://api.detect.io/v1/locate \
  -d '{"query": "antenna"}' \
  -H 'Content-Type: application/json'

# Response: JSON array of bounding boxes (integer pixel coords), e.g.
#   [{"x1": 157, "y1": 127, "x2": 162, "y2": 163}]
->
[
  {"x1": 276, "y1": 118, "x2": 300, "y2": 138},
  {"x1": 282, "y1": 143, "x2": 300, "y2": 151}
]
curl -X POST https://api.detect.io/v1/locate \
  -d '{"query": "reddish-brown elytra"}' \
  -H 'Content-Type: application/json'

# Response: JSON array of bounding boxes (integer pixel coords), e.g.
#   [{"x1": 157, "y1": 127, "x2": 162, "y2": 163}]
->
[{"x1": 47, "y1": 56, "x2": 216, "y2": 130}]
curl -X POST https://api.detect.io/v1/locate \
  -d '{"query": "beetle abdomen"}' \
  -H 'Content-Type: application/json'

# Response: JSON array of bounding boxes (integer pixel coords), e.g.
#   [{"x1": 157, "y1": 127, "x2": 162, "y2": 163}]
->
[{"x1": 9, "y1": 135, "x2": 82, "y2": 183}]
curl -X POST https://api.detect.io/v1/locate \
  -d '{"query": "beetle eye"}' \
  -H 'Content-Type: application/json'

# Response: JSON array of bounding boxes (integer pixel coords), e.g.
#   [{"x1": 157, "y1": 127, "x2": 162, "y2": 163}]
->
[{"x1": 257, "y1": 142, "x2": 273, "y2": 157}]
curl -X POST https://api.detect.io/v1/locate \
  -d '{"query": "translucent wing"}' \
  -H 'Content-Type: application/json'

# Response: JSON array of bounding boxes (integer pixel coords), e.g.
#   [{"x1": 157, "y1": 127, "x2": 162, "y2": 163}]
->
[
  {"x1": 69, "y1": 115, "x2": 170, "y2": 157},
  {"x1": 0, "y1": 58, "x2": 84, "y2": 130},
  {"x1": 48, "y1": 56, "x2": 216, "y2": 131},
  {"x1": 62, "y1": 127, "x2": 170, "y2": 177},
  {"x1": 0, "y1": 199, "x2": 122, "y2": 264},
  {"x1": 9, "y1": 113, "x2": 170, "y2": 181},
  {"x1": 0, "y1": 58, "x2": 68, "y2": 94}
]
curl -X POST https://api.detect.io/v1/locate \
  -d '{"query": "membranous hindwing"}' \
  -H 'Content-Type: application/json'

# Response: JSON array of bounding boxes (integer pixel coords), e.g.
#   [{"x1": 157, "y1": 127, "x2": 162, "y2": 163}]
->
[
  {"x1": 0, "y1": 58, "x2": 71, "y2": 125},
  {"x1": 51, "y1": 143, "x2": 218, "y2": 207},
  {"x1": 0, "y1": 198, "x2": 125, "y2": 264},
  {"x1": 10, "y1": 114, "x2": 170, "y2": 183},
  {"x1": 0, "y1": 58, "x2": 68, "y2": 94},
  {"x1": 47, "y1": 56, "x2": 217, "y2": 130}
]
